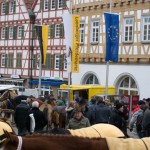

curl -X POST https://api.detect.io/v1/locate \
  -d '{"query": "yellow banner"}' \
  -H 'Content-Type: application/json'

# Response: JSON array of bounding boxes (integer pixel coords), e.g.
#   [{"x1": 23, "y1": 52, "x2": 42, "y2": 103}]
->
[
  {"x1": 71, "y1": 15, "x2": 80, "y2": 73},
  {"x1": 42, "y1": 26, "x2": 48, "y2": 65}
]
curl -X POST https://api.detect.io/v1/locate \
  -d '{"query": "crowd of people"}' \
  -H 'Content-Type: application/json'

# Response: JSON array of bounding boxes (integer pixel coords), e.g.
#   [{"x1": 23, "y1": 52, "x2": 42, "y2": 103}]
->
[{"x1": 13, "y1": 94, "x2": 150, "y2": 138}]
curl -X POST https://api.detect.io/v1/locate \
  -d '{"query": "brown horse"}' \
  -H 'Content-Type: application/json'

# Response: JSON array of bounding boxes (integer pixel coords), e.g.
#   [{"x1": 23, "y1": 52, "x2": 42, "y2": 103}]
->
[
  {"x1": 0, "y1": 90, "x2": 17, "y2": 102},
  {"x1": 1, "y1": 131, "x2": 108, "y2": 150}
]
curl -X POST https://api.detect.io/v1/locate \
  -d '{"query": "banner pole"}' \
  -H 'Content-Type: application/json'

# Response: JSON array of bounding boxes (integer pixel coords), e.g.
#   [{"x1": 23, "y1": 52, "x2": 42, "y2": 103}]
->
[
  {"x1": 38, "y1": 3, "x2": 43, "y2": 97},
  {"x1": 105, "y1": 0, "x2": 112, "y2": 99}
]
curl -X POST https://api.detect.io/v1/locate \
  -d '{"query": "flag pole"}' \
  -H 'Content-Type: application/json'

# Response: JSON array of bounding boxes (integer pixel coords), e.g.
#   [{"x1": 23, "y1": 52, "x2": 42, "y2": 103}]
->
[
  {"x1": 105, "y1": 0, "x2": 112, "y2": 99},
  {"x1": 38, "y1": 3, "x2": 43, "y2": 97}
]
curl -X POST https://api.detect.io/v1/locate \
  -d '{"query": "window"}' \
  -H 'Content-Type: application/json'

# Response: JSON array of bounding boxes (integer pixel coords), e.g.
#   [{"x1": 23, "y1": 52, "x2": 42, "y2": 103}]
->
[
  {"x1": 58, "y1": 0, "x2": 63, "y2": 9},
  {"x1": 9, "y1": 1, "x2": 14, "y2": 13},
  {"x1": 1, "y1": 27, "x2": 6, "y2": 39},
  {"x1": 123, "y1": 17, "x2": 134, "y2": 43},
  {"x1": 51, "y1": 0, "x2": 56, "y2": 9},
  {"x1": 1, "y1": 54, "x2": 6, "y2": 67},
  {"x1": 55, "y1": 55, "x2": 60, "y2": 70},
  {"x1": 91, "y1": 20, "x2": 99, "y2": 43},
  {"x1": 18, "y1": 26, "x2": 24, "y2": 38},
  {"x1": 142, "y1": 15, "x2": 150, "y2": 42},
  {"x1": 8, "y1": 53, "x2": 13, "y2": 68},
  {"x1": 80, "y1": 21, "x2": 85, "y2": 44},
  {"x1": 82, "y1": 73, "x2": 99, "y2": 84},
  {"x1": 9, "y1": 27, "x2": 13, "y2": 39},
  {"x1": 44, "y1": 0, "x2": 48, "y2": 10},
  {"x1": 16, "y1": 53, "x2": 22, "y2": 68},
  {"x1": 64, "y1": 54, "x2": 67, "y2": 70},
  {"x1": 55, "y1": 24, "x2": 60, "y2": 38},
  {"x1": 117, "y1": 76, "x2": 139, "y2": 95},
  {"x1": 1, "y1": 3, "x2": 5, "y2": 14}
]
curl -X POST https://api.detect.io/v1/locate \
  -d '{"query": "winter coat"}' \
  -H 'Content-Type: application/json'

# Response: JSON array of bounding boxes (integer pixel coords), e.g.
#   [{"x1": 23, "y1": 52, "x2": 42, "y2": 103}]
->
[
  {"x1": 94, "y1": 103, "x2": 111, "y2": 124},
  {"x1": 14, "y1": 101, "x2": 30, "y2": 128},
  {"x1": 68, "y1": 116, "x2": 90, "y2": 129},
  {"x1": 27, "y1": 108, "x2": 48, "y2": 132}
]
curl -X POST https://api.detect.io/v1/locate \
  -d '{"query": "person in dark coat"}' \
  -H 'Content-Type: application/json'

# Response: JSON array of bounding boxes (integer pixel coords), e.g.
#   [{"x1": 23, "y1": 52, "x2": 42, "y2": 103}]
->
[
  {"x1": 27, "y1": 101, "x2": 48, "y2": 133},
  {"x1": 109, "y1": 102, "x2": 126, "y2": 135},
  {"x1": 14, "y1": 100, "x2": 30, "y2": 136},
  {"x1": 94, "y1": 96, "x2": 111, "y2": 124}
]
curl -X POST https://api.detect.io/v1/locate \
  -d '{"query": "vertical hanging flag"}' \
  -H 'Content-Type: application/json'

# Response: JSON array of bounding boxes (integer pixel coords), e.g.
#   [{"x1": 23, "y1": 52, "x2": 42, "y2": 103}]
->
[
  {"x1": 104, "y1": 12, "x2": 119, "y2": 62},
  {"x1": 35, "y1": 25, "x2": 48, "y2": 65},
  {"x1": 62, "y1": 13, "x2": 80, "y2": 73}
]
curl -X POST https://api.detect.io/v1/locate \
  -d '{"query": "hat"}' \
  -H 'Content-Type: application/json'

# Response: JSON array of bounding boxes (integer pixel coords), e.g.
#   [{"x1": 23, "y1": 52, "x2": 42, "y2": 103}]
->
[
  {"x1": 74, "y1": 107, "x2": 82, "y2": 113},
  {"x1": 115, "y1": 103, "x2": 123, "y2": 110},
  {"x1": 79, "y1": 99, "x2": 86, "y2": 105},
  {"x1": 138, "y1": 100, "x2": 145, "y2": 105},
  {"x1": 32, "y1": 101, "x2": 39, "y2": 108}
]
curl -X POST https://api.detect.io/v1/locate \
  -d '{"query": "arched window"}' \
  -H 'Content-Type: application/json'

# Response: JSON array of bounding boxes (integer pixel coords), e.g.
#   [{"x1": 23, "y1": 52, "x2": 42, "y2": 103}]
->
[
  {"x1": 117, "y1": 76, "x2": 139, "y2": 95},
  {"x1": 82, "y1": 74, "x2": 99, "y2": 85}
]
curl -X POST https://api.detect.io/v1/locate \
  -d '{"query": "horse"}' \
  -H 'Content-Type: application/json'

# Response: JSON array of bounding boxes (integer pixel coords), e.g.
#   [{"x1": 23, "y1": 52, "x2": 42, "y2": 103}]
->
[
  {"x1": 0, "y1": 90, "x2": 17, "y2": 102},
  {"x1": 1, "y1": 131, "x2": 108, "y2": 150},
  {"x1": 2, "y1": 130, "x2": 150, "y2": 150}
]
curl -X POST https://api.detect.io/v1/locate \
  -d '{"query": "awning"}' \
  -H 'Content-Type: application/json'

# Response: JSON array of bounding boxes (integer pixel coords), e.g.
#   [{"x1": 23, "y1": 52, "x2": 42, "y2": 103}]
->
[
  {"x1": 0, "y1": 78, "x2": 24, "y2": 83},
  {"x1": 29, "y1": 79, "x2": 68, "y2": 87}
]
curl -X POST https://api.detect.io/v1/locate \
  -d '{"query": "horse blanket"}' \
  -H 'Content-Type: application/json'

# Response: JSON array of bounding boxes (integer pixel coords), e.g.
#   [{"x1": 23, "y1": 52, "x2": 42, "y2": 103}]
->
[
  {"x1": 106, "y1": 137, "x2": 150, "y2": 150},
  {"x1": 0, "y1": 120, "x2": 13, "y2": 143},
  {"x1": 69, "y1": 123, "x2": 125, "y2": 138}
]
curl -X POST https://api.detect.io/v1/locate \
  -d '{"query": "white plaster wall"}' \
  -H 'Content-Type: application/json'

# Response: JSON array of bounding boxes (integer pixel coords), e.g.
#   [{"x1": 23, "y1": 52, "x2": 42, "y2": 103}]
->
[{"x1": 72, "y1": 64, "x2": 150, "y2": 99}]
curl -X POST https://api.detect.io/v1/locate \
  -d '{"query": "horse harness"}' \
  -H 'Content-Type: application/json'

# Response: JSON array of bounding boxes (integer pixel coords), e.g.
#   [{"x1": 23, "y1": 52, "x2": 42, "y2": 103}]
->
[{"x1": 17, "y1": 136, "x2": 23, "y2": 150}]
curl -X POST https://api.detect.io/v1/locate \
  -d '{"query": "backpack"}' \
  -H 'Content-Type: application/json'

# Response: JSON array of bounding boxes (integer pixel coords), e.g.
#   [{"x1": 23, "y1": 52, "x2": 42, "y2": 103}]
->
[{"x1": 136, "y1": 113, "x2": 143, "y2": 131}]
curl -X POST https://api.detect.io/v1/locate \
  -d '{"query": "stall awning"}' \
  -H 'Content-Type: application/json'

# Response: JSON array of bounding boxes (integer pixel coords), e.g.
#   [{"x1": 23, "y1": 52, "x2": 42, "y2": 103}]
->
[
  {"x1": 29, "y1": 79, "x2": 68, "y2": 87},
  {"x1": 0, "y1": 78, "x2": 24, "y2": 83}
]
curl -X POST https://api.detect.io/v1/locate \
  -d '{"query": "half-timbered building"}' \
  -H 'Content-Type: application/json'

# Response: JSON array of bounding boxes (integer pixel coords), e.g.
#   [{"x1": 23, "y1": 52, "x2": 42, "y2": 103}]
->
[{"x1": 72, "y1": 0, "x2": 150, "y2": 99}]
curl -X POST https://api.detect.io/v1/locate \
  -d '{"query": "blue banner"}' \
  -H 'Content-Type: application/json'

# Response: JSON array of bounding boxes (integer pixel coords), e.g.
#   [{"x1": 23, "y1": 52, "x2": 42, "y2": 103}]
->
[{"x1": 104, "y1": 13, "x2": 119, "y2": 62}]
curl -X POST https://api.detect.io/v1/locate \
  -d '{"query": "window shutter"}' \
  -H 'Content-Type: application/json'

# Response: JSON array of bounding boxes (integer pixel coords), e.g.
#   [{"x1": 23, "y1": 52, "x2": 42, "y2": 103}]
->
[
  {"x1": 50, "y1": 54, "x2": 54, "y2": 69},
  {"x1": 59, "y1": 24, "x2": 64, "y2": 38},
  {"x1": 59, "y1": 55, "x2": 63, "y2": 70},
  {"x1": 33, "y1": 54, "x2": 37, "y2": 69},
  {"x1": 50, "y1": 24, "x2": 55, "y2": 38},
  {"x1": 21, "y1": 26, "x2": 24, "y2": 38},
  {"x1": 13, "y1": 26, "x2": 17, "y2": 39},
  {"x1": 5, "y1": 27, "x2": 8, "y2": 39},
  {"x1": 40, "y1": 0, "x2": 43, "y2": 11},
  {"x1": 63, "y1": 0, "x2": 67, "y2": 8},
  {"x1": 5, "y1": 2, "x2": 9, "y2": 15},
  {"x1": 55, "y1": 0, "x2": 58, "y2": 9},
  {"x1": 48, "y1": 0, "x2": 51, "y2": 10},
  {"x1": 13, "y1": 1, "x2": 16, "y2": 13},
  {"x1": 5, "y1": 54, "x2": 7, "y2": 67},
  {"x1": 32, "y1": 25, "x2": 36, "y2": 39}
]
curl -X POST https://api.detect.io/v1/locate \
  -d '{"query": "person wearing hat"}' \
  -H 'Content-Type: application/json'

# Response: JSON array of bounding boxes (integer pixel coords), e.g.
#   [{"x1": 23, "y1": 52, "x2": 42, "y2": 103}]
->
[
  {"x1": 109, "y1": 102, "x2": 126, "y2": 135},
  {"x1": 68, "y1": 106, "x2": 90, "y2": 129},
  {"x1": 27, "y1": 101, "x2": 48, "y2": 133}
]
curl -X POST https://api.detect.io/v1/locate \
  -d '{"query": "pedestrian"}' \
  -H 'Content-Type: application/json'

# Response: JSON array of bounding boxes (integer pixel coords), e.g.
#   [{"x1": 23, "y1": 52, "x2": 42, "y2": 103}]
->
[
  {"x1": 68, "y1": 107, "x2": 90, "y2": 129},
  {"x1": 109, "y1": 102, "x2": 127, "y2": 136},
  {"x1": 14, "y1": 99, "x2": 30, "y2": 136},
  {"x1": 94, "y1": 96, "x2": 111, "y2": 124},
  {"x1": 27, "y1": 101, "x2": 48, "y2": 133},
  {"x1": 129, "y1": 100, "x2": 146, "y2": 138}
]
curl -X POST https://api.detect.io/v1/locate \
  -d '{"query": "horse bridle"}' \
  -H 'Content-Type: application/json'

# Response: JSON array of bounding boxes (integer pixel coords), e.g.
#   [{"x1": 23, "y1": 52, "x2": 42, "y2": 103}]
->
[{"x1": 17, "y1": 136, "x2": 22, "y2": 150}]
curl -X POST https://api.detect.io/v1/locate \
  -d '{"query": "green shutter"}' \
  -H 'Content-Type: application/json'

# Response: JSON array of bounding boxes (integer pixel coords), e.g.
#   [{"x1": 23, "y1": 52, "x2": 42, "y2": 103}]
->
[
  {"x1": 13, "y1": 1, "x2": 16, "y2": 13},
  {"x1": 8, "y1": 54, "x2": 13, "y2": 68},
  {"x1": 48, "y1": 0, "x2": 51, "y2": 10},
  {"x1": 13, "y1": 26, "x2": 17, "y2": 39},
  {"x1": 50, "y1": 24, "x2": 55, "y2": 38},
  {"x1": 59, "y1": 55, "x2": 63, "y2": 70},
  {"x1": 40, "y1": 0, "x2": 43, "y2": 10},
  {"x1": 16, "y1": 53, "x2": 22, "y2": 68},
  {"x1": 5, "y1": 27, "x2": 8, "y2": 39},
  {"x1": 21, "y1": 26, "x2": 24, "y2": 38},
  {"x1": 60, "y1": 24, "x2": 64, "y2": 38},
  {"x1": 5, "y1": 2, "x2": 9, "y2": 15},
  {"x1": 55, "y1": 0, "x2": 57, "y2": 9},
  {"x1": 50, "y1": 54, "x2": 54, "y2": 69},
  {"x1": 32, "y1": 25, "x2": 36, "y2": 39},
  {"x1": 5, "y1": 54, "x2": 7, "y2": 67},
  {"x1": 63, "y1": 0, "x2": 66, "y2": 8},
  {"x1": 33, "y1": 54, "x2": 37, "y2": 69}
]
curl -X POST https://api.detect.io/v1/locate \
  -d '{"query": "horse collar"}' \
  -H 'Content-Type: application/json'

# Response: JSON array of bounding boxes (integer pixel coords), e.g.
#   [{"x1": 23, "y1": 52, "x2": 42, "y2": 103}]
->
[{"x1": 17, "y1": 136, "x2": 22, "y2": 150}]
